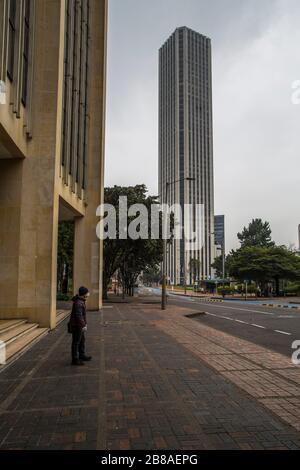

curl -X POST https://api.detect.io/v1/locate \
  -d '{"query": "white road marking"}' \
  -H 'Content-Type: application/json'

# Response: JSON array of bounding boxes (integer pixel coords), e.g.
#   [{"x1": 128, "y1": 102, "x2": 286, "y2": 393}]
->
[
  {"x1": 188, "y1": 301, "x2": 275, "y2": 316},
  {"x1": 171, "y1": 297, "x2": 297, "y2": 337},
  {"x1": 207, "y1": 313, "x2": 248, "y2": 324},
  {"x1": 194, "y1": 310, "x2": 297, "y2": 337},
  {"x1": 278, "y1": 315, "x2": 295, "y2": 319},
  {"x1": 251, "y1": 324, "x2": 266, "y2": 329},
  {"x1": 220, "y1": 316, "x2": 234, "y2": 321},
  {"x1": 274, "y1": 330, "x2": 291, "y2": 336}
]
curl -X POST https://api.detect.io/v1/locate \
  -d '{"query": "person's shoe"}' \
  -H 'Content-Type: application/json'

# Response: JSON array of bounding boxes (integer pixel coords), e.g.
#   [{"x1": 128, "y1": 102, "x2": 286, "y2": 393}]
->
[
  {"x1": 71, "y1": 359, "x2": 85, "y2": 366},
  {"x1": 79, "y1": 355, "x2": 92, "y2": 361}
]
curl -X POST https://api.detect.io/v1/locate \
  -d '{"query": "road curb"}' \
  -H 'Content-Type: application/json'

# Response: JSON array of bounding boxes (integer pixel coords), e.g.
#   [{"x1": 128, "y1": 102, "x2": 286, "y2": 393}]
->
[
  {"x1": 185, "y1": 311, "x2": 207, "y2": 319},
  {"x1": 262, "y1": 303, "x2": 300, "y2": 310}
]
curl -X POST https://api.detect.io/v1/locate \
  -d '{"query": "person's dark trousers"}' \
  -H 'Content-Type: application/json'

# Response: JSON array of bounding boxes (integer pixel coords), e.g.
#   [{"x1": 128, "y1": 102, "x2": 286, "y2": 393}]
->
[{"x1": 71, "y1": 327, "x2": 85, "y2": 361}]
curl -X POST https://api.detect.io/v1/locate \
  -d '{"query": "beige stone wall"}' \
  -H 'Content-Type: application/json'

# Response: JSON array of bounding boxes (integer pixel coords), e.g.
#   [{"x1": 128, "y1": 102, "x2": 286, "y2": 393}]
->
[
  {"x1": 73, "y1": 0, "x2": 107, "y2": 311},
  {"x1": 0, "y1": 159, "x2": 22, "y2": 311},
  {"x1": 0, "y1": 0, "x2": 63, "y2": 327},
  {"x1": 0, "y1": 79, "x2": 28, "y2": 158},
  {"x1": 0, "y1": 0, "x2": 108, "y2": 327}
]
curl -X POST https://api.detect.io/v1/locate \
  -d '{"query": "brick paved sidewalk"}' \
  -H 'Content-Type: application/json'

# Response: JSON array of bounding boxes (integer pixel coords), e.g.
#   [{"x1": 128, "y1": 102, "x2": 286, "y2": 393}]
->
[{"x1": 1, "y1": 298, "x2": 300, "y2": 450}]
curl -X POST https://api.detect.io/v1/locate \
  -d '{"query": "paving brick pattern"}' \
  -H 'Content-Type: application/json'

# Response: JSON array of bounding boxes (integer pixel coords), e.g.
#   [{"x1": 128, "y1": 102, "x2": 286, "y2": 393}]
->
[
  {"x1": 0, "y1": 299, "x2": 300, "y2": 449},
  {"x1": 154, "y1": 307, "x2": 300, "y2": 432}
]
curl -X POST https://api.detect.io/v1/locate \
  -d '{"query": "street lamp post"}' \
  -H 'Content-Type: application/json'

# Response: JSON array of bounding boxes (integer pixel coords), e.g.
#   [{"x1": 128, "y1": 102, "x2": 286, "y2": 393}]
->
[
  {"x1": 212, "y1": 232, "x2": 225, "y2": 282},
  {"x1": 217, "y1": 244, "x2": 226, "y2": 287},
  {"x1": 221, "y1": 241, "x2": 225, "y2": 281},
  {"x1": 161, "y1": 182, "x2": 169, "y2": 310},
  {"x1": 245, "y1": 280, "x2": 248, "y2": 301},
  {"x1": 161, "y1": 176, "x2": 195, "y2": 310}
]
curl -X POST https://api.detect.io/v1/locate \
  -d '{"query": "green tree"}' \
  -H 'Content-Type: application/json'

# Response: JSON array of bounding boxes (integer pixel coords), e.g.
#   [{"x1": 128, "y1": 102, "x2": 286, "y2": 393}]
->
[
  {"x1": 211, "y1": 253, "x2": 232, "y2": 279},
  {"x1": 237, "y1": 219, "x2": 274, "y2": 248},
  {"x1": 102, "y1": 185, "x2": 166, "y2": 299},
  {"x1": 189, "y1": 258, "x2": 201, "y2": 284},
  {"x1": 228, "y1": 245, "x2": 300, "y2": 295},
  {"x1": 142, "y1": 265, "x2": 161, "y2": 285},
  {"x1": 57, "y1": 221, "x2": 74, "y2": 295},
  {"x1": 118, "y1": 239, "x2": 162, "y2": 296}
]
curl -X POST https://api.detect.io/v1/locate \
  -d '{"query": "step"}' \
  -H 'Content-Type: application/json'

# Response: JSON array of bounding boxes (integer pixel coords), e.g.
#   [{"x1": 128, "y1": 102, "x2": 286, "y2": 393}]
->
[
  {"x1": 56, "y1": 309, "x2": 70, "y2": 325},
  {"x1": 0, "y1": 319, "x2": 27, "y2": 334},
  {"x1": 5, "y1": 327, "x2": 48, "y2": 362},
  {"x1": 0, "y1": 322, "x2": 39, "y2": 345}
]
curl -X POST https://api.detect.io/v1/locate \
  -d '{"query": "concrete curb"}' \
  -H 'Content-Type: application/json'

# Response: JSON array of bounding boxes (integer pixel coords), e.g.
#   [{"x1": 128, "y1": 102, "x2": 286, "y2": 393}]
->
[{"x1": 262, "y1": 303, "x2": 300, "y2": 310}]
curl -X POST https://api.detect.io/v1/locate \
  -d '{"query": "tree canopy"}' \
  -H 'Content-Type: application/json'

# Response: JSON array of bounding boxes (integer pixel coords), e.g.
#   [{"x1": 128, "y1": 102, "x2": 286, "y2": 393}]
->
[
  {"x1": 222, "y1": 219, "x2": 300, "y2": 295},
  {"x1": 237, "y1": 218, "x2": 274, "y2": 248},
  {"x1": 211, "y1": 253, "x2": 231, "y2": 279},
  {"x1": 57, "y1": 221, "x2": 74, "y2": 295},
  {"x1": 102, "y1": 185, "x2": 166, "y2": 298},
  {"x1": 228, "y1": 245, "x2": 300, "y2": 281}
]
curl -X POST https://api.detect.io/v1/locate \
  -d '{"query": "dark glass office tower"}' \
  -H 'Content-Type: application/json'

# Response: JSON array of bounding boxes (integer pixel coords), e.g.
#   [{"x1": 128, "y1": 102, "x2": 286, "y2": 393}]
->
[
  {"x1": 159, "y1": 26, "x2": 215, "y2": 285},
  {"x1": 214, "y1": 215, "x2": 225, "y2": 251}
]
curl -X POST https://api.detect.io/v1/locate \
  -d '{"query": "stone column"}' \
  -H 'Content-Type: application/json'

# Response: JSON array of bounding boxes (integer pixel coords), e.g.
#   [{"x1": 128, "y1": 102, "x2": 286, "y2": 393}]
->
[
  {"x1": 0, "y1": 0, "x2": 107, "y2": 326},
  {"x1": 12, "y1": 0, "x2": 63, "y2": 328},
  {"x1": 73, "y1": 0, "x2": 107, "y2": 311}
]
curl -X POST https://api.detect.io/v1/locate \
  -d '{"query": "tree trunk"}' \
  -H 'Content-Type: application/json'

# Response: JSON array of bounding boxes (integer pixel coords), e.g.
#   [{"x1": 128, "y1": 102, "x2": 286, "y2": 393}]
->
[
  {"x1": 102, "y1": 276, "x2": 109, "y2": 300},
  {"x1": 102, "y1": 285, "x2": 108, "y2": 300},
  {"x1": 62, "y1": 263, "x2": 69, "y2": 294},
  {"x1": 275, "y1": 277, "x2": 280, "y2": 297},
  {"x1": 57, "y1": 261, "x2": 64, "y2": 294}
]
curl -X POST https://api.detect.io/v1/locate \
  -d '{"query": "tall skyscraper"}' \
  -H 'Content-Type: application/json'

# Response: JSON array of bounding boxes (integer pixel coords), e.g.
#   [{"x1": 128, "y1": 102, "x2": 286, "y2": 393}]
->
[
  {"x1": 159, "y1": 26, "x2": 215, "y2": 285},
  {"x1": 214, "y1": 215, "x2": 225, "y2": 252}
]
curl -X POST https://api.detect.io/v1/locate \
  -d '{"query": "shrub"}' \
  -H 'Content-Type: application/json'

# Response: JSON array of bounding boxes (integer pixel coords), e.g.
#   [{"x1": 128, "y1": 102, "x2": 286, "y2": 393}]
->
[
  {"x1": 217, "y1": 286, "x2": 233, "y2": 295},
  {"x1": 283, "y1": 283, "x2": 300, "y2": 296}
]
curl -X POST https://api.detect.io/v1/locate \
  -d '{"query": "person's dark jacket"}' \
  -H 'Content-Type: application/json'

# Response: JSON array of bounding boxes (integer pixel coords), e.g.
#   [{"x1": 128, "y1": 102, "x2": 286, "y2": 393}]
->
[{"x1": 70, "y1": 295, "x2": 87, "y2": 329}]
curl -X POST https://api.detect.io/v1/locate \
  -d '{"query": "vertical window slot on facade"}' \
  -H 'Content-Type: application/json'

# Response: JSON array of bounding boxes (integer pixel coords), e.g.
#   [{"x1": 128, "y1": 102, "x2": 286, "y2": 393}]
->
[
  {"x1": 82, "y1": 0, "x2": 89, "y2": 191},
  {"x1": 61, "y1": 0, "x2": 89, "y2": 192},
  {"x1": 7, "y1": 0, "x2": 16, "y2": 81},
  {"x1": 21, "y1": 0, "x2": 30, "y2": 106}
]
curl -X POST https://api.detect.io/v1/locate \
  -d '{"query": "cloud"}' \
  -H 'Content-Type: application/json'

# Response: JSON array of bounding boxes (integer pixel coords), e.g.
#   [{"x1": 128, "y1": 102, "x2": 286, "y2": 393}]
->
[{"x1": 105, "y1": 0, "x2": 300, "y2": 251}]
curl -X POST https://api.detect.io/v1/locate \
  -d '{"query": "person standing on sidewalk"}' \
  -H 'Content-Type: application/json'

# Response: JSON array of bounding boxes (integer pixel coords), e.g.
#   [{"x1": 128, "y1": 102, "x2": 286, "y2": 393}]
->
[{"x1": 70, "y1": 286, "x2": 92, "y2": 366}]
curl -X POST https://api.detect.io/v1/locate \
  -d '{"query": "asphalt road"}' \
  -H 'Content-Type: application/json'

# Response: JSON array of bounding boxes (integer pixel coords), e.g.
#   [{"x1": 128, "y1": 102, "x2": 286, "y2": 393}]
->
[{"x1": 140, "y1": 288, "x2": 300, "y2": 358}]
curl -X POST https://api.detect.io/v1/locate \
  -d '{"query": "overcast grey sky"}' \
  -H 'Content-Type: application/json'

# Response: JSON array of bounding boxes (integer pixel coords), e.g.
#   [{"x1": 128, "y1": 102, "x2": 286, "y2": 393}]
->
[{"x1": 105, "y1": 0, "x2": 300, "y2": 251}]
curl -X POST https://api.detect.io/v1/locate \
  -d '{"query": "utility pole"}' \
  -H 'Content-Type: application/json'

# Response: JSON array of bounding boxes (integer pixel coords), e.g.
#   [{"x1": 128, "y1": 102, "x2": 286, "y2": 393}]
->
[
  {"x1": 161, "y1": 177, "x2": 195, "y2": 310},
  {"x1": 161, "y1": 182, "x2": 169, "y2": 310},
  {"x1": 122, "y1": 257, "x2": 126, "y2": 300},
  {"x1": 184, "y1": 258, "x2": 187, "y2": 295},
  {"x1": 222, "y1": 241, "x2": 225, "y2": 281}
]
